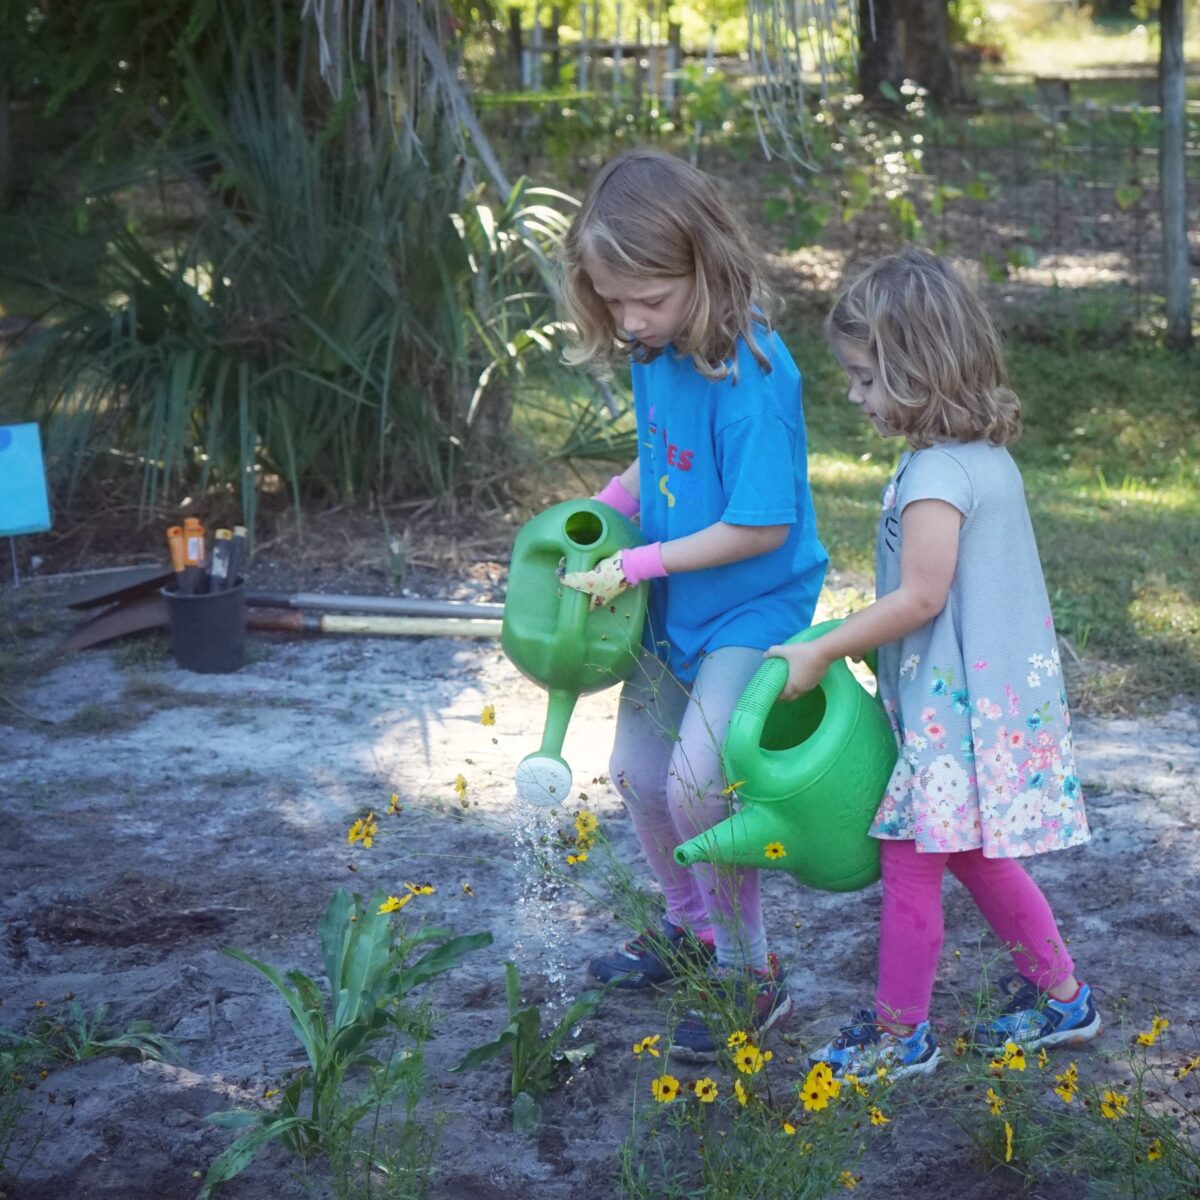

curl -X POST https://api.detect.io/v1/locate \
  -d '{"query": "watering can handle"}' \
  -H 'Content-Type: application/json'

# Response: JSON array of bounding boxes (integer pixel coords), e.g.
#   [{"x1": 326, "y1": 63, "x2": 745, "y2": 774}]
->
[{"x1": 736, "y1": 619, "x2": 880, "y2": 727}]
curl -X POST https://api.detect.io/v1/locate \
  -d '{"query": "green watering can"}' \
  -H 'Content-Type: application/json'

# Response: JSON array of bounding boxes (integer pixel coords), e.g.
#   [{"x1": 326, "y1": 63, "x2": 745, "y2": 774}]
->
[
  {"x1": 674, "y1": 620, "x2": 898, "y2": 892},
  {"x1": 502, "y1": 500, "x2": 648, "y2": 805}
]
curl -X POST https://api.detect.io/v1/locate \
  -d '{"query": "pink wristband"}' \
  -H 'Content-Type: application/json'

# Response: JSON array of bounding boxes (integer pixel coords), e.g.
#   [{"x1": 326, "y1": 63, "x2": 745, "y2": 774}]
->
[
  {"x1": 595, "y1": 475, "x2": 640, "y2": 519},
  {"x1": 620, "y1": 542, "x2": 668, "y2": 586}
]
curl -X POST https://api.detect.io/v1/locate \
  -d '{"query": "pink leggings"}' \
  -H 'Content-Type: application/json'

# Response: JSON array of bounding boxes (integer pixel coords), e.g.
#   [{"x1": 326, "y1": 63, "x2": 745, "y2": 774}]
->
[{"x1": 877, "y1": 839, "x2": 1075, "y2": 1026}]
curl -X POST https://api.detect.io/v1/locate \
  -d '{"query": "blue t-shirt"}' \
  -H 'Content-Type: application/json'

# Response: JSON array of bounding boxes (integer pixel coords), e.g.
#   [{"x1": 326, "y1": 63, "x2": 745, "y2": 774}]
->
[{"x1": 632, "y1": 329, "x2": 828, "y2": 682}]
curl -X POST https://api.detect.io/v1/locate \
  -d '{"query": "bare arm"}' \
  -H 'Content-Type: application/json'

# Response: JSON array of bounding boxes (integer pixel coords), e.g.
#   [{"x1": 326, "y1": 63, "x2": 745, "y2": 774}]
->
[
  {"x1": 661, "y1": 521, "x2": 790, "y2": 574},
  {"x1": 767, "y1": 499, "x2": 961, "y2": 701}
]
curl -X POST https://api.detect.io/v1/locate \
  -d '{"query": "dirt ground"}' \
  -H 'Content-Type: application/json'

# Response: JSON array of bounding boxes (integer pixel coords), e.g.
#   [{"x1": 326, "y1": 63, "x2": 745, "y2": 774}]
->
[{"x1": 1, "y1": 545, "x2": 1199, "y2": 1200}]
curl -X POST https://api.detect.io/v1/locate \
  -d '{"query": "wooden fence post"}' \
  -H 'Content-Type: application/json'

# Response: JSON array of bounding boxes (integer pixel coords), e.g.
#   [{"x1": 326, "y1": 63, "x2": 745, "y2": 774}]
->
[
  {"x1": 578, "y1": 2, "x2": 589, "y2": 91},
  {"x1": 508, "y1": 7, "x2": 524, "y2": 89},
  {"x1": 531, "y1": 5, "x2": 543, "y2": 91},
  {"x1": 1160, "y1": 0, "x2": 1192, "y2": 347},
  {"x1": 633, "y1": 16, "x2": 643, "y2": 112},
  {"x1": 548, "y1": 7, "x2": 562, "y2": 89},
  {"x1": 665, "y1": 22, "x2": 681, "y2": 111}
]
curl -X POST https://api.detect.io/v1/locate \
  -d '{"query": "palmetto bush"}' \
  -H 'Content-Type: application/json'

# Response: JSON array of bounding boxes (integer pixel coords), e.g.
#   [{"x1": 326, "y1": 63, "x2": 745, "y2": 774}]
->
[{"x1": 6, "y1": 40, "x2": 574, "y2": 528}]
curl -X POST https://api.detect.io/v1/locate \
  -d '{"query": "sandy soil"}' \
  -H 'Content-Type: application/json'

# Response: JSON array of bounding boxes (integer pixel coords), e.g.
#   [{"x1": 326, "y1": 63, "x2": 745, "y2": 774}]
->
[{"x1": 1, "y1": 569, "x2": 1198, "y2": 1200}]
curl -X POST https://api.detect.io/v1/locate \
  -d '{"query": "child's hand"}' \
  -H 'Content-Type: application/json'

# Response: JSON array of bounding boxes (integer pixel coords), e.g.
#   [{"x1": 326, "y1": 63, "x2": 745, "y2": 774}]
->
[
  {"x1": 561, "y1": 551, "x2": 629, "y2": 608},
  {"x1": 765, "y1": 641, "x2": 832, "y2": 701}
]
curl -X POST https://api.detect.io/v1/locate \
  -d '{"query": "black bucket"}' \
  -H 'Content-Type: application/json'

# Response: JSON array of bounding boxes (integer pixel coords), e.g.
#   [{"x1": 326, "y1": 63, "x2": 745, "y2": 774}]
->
[{"x1": 162, "y1": 580, "x2": 246, "y2": 673}]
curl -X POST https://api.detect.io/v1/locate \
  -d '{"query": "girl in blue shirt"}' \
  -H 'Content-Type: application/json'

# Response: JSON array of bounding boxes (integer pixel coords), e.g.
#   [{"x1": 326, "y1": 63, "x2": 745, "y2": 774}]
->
[{"x1": 559, "y1": 150, "x2": 827, "y2": 1058}]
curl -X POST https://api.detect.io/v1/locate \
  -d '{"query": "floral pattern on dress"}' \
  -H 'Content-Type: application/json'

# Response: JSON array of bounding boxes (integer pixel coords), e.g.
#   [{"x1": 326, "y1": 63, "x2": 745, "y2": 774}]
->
[{"x1": 871, "y1": 641, "x2": 1088, "y2": 857}]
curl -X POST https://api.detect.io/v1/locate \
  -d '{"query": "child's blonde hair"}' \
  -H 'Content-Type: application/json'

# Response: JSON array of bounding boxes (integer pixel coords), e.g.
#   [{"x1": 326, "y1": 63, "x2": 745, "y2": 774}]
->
[
  {"x1": 827, "y1": 247, "x2": 1021, "y2": 448},
  {"x1": 561, "y1": 150, "x2": 776, "y2": 381}
]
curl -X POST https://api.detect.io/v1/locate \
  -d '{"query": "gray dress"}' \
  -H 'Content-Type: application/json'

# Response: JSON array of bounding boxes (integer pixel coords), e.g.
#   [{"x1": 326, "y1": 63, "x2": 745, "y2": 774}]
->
[{"x1": 869, "y1": 441, "x2": 1089, "y2": 858}]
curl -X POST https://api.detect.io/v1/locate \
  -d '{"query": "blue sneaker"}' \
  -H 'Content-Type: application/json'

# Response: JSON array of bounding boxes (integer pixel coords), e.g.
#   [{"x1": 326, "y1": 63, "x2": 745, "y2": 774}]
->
[
  {"x1": 973, "y1": 976, "x2": 1102, "y2": 1052},
  {"x1": 589, "y1": 917, "x2": 714, "y2": 990},
  {"x1": 809, "y1": 1010, "x2": 941, "y2": 1080},
  {"x1": 671, "y1": 957, "x2": 794, "y2": 1062}
]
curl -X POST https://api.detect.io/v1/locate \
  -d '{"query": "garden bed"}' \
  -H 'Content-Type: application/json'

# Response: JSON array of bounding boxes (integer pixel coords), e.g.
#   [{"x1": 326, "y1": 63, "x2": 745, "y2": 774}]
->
[{"x1": 1, "y1": 559, "x2": 1198, "y2": 1198}]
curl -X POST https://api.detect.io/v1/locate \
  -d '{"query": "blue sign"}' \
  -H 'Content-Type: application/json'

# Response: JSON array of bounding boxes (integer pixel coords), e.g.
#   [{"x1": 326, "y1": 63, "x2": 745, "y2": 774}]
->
[{"x1": 0, "y1": 423, "x2": 52, "y2": 537}]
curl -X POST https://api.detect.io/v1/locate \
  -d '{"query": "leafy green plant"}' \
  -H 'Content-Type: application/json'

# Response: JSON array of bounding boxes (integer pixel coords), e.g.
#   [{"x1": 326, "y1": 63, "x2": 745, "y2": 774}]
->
[
  {"x1": 200, "y1": 888, "x2": 491, "y2": 1197},
  {"x1": 451, "y1": 960, "x2": 604, "y2": 1131},
  {"x1": 620, "y1": 1029, "x2": 891, "y2": 1200},
  {"x1": 21, "y1": 1000, "x2": 174, "y2": 1065},
  {"x1": 4, "y1": 24, "x2": 574, "y2": 529}
]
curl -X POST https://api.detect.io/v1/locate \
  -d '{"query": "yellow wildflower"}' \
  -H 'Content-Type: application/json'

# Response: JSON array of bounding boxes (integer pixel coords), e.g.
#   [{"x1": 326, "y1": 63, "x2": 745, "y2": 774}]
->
[
  {"x1": 800, "y1": 1062, "x2": 841, "y2": 1111},
  {"x1": 1176, "y1": 1055, "x2": 1200, "y2": 1080},
  {"x1": 1036, "y1": 1048, "x2": 1049, "y2": 1070},
  {"x1": 721, "y1": 780, "x2": 745, "y2": 796},
  {"x1": 764, "y1": 841, "x2": 787, "y2": 860},
  {"x1": 262, "y1": 1087, "x2": 279, "y2": 1100},
  {"x1": 461, "y1": 882, "x2": 474, "y2": 896},
  {"x1": 378, "y1": 894, "x2": 412, "y2": 914},
  {"x1": 734, "y1": 1079, "x2": 749, "y2": 1107},
  {"x1": 845, "y1": 1073, "x2": 869, "y2": 1098},
  {"x1": 839, "y1": 1171, "x2": 860, "y2": 1191},
  {"x1": 387, "y1": 793, "x2": 401, "y2": 815},
  {"x1": 347, "y1": 812, "x2": 378, "y2": 848},
  {"x1": 1053, "y1": 1062, "x2": 1079, "y2": 1104},
  {"x1": 1100, "y1": 1090, "x2": 1128, "y2": 1120},
  {"x1": 480, "y1": 704, "x2": 496, "y2": 726},
  {"x1": 1004, "y1": 1121, "x2": 1014, "y2": 1163},
  {"x1": 726, "y1": 1030, "x2": 749, "y2": 1049},
  {"x1": 574, "y1": 809, "x2": 599, "y2": 843},
  {"x1": 454, "y1": 774, "x2": 468, "y2": 799},
  {"x1": 1002, "y1": 1042, "x2": 1026, "y2": 1072},
  {"x1": 782, "y1": 1120, "x2": 796, "y2": 1135},
  {"x1": 735, "y1": 1044, "x2": 773, "y2": 1075},
  {"x1": 952, "y1": 1036, "x2": 969, "y2": 1058},
  {"x1": 1136, "y1": 1016, "x2": 1170, "y2": 1047},
  {"x1": 566, "y1": 851, "x2": 588, "y2": 866},
  {"x1": 405, "y1": 882, "x2": 435, "y2": 895},
  {"x1": 632, "y1": 1035, "x2": 661, "y2": 1059},
  {"x1": 986, "y1": 1087, "x2": 1004, "y2": 1115},
  {"x1": 1146, "y1": 1138, "x2": 1164, "y2": 1162},
  {"x1": 692, "y1": 1077, "x2": 718, "y2": 1103},
  {"x1": 651, "y1": 1073, "x2": 680, "y2": 1103},
  {"x1": 869, "y1": 1105, "x2": 889, "y2": 1126}
]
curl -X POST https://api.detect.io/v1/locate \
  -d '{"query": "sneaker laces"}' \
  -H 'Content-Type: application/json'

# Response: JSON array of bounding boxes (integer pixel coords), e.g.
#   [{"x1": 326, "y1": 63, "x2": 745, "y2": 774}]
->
[
  {"x1": 833, "y1": 1010, "x2": 883, "y2": 1050},
  {"x1": 997, "y1": 976, "x2": 1044, "y2": 1015}
]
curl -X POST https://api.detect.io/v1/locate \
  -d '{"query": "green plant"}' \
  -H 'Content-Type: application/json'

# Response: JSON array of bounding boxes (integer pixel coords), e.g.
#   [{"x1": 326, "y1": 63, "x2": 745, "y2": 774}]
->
[
  {"x1": 200, "y1": 888, "x2": 491, "y2": 1196},
  {"x1": 450, "y1": 960, "x2": 604, "y2": 1131},
  {"x1": 4, "y1": 24, "x2": 574, "y2": 530},
  {"x1": 947, "y1": 1001, "x2": 1200, "y2": 1196},
  {"x1": 620, "y1": 1032, "x2": 892, "y2": 1199},
  {"x1": 20, "y1": 1000, "x2": 174, "y2": 1065}
]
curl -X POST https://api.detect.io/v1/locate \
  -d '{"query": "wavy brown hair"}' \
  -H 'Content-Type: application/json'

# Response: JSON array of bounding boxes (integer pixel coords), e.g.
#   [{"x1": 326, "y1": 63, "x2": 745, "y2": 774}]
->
[
  {"x1": 561, "y1": 150, "x2": 777, "y2": 382},
  {"x1": 827, "y1": 247, "x2": 1021, "y2": 448}
]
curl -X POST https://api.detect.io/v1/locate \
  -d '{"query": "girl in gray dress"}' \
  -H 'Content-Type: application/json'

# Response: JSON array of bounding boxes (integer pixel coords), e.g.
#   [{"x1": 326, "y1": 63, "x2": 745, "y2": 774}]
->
[{"x1": 769, "y1": 247, "x2": 1101, "y2": 1078}]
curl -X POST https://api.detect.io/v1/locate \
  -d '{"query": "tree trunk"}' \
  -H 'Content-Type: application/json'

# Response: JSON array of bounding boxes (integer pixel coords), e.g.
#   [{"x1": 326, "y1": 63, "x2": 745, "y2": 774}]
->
[
  {"x1": 858, "y1": 0, "x2": 904, "y2": 103},
  {"x1": 898, "y1": 0, "x2": 965, "y2": 106},
  {"x1": 1160, "y1": 0, "x2": 1192, "y2": 350}
]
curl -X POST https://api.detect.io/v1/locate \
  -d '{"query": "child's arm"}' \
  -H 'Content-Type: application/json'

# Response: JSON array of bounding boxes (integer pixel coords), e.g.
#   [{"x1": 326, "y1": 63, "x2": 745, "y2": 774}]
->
[
  {"x1": 658, "y1": 521, "x2": 788, "y2": 572},
  {"x1": 562, "y1": 520, "x2": 788, "y2": 608},
  {"x1": 766, "y1": 499, "x2": 960, "y2": 701}
]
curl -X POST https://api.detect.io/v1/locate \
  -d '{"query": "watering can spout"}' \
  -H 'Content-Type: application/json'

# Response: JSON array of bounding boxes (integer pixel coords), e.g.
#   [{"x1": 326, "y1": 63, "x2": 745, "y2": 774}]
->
[{"x1": 674, "y1": 805, "x2": 789, "y2": 869}]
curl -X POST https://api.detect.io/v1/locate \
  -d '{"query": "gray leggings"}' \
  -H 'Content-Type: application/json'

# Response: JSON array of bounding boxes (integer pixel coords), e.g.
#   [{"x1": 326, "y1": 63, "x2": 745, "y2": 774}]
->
[{"x1": 609, "y1": 645, "x2": 767, "y2": 971}]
